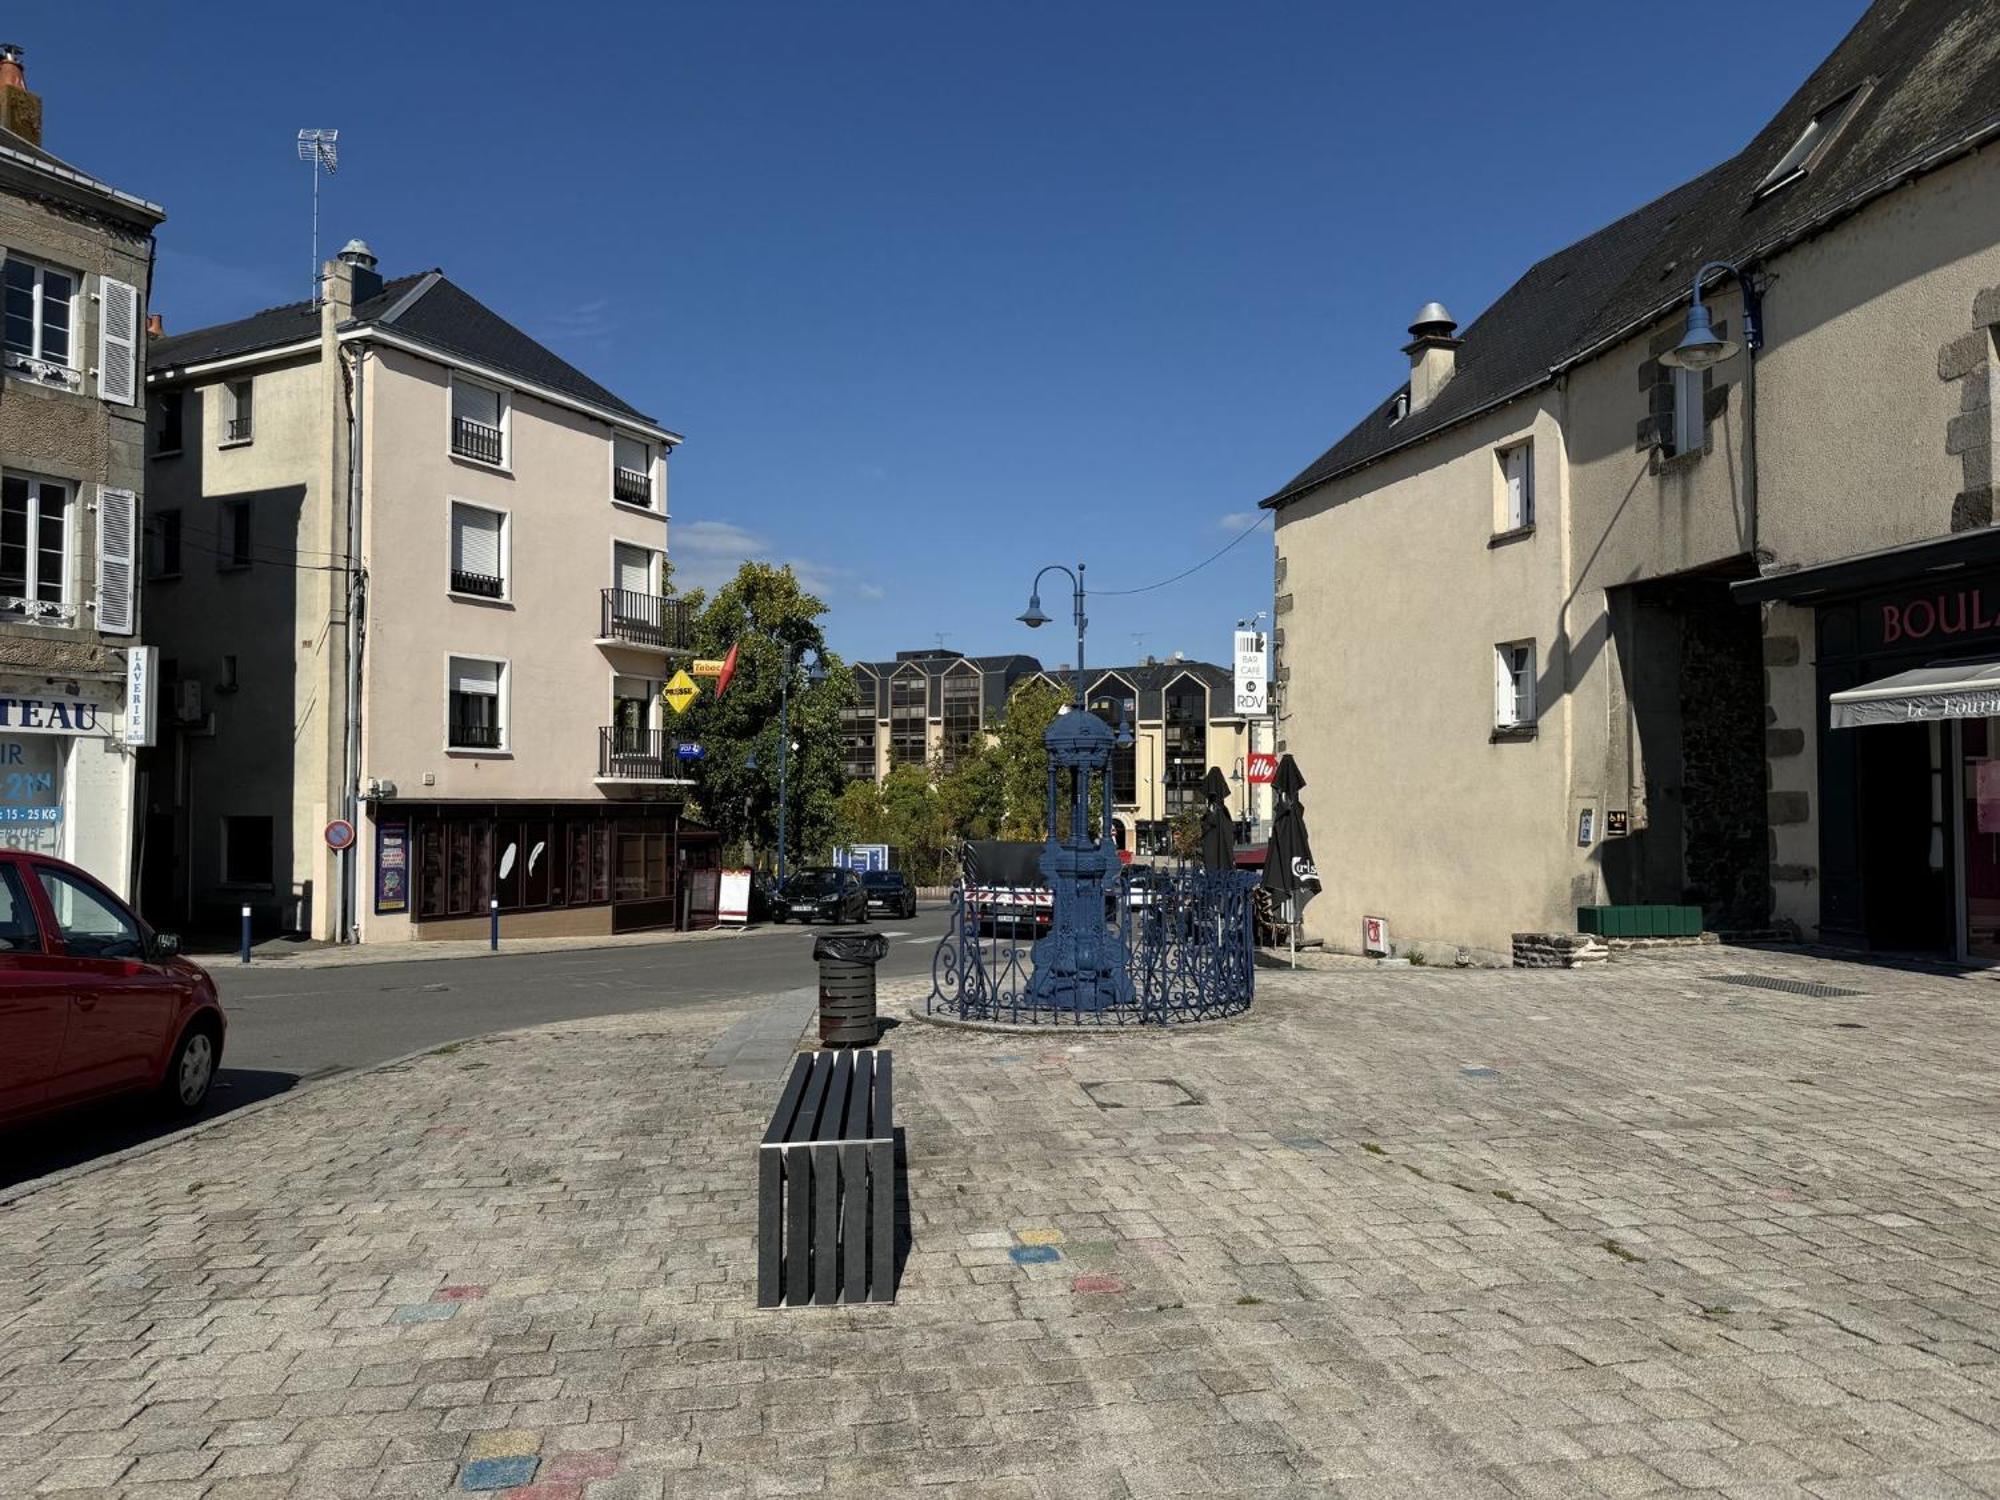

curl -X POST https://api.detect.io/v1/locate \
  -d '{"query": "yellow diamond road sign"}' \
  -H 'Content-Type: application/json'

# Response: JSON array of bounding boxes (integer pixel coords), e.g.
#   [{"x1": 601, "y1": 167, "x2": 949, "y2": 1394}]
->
[{"x1": 663, "y1": 670, "x2": 699, "y2": 715}]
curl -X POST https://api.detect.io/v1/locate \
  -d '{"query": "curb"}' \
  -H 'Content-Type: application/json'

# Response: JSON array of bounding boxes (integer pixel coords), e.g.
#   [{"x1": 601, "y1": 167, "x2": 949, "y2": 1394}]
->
[{"x1": 899, "y1": 996, "x2": 1252, "y2": 1035}]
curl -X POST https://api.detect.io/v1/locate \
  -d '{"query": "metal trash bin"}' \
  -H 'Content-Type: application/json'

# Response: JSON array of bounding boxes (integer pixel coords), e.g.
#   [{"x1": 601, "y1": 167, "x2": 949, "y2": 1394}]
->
[{"x1": 813, "y1": 929, "x2": 889, "y2": 1047}]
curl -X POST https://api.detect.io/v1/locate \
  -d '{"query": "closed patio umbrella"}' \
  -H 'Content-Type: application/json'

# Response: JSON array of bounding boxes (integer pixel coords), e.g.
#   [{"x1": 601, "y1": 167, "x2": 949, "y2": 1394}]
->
[
  {"x1": 1198, "y1": 767, "x2": 1235, "y2": 870},
  {"x1": 1260, "y1": 754, "x2": 1321, "y2": 962}
]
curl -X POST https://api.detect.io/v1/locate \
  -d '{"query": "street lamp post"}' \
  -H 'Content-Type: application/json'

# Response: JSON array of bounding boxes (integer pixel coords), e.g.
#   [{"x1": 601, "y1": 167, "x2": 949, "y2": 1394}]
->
[
  {"x1": 1661, "y1": 259, "x2": 1763, "y2": 550},
  {"x1": 775, "y1": 642, "x2": 826, "y2": 884},
  {"x1": 1018, "y1": 563, "x2": 1087, "y2": 706}
]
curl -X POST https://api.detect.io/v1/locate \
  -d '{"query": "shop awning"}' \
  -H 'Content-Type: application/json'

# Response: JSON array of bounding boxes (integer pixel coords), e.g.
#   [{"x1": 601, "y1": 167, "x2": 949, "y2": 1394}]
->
[{"x1": 1830, "y1": 661, "x2": 2000, "y2": 729}]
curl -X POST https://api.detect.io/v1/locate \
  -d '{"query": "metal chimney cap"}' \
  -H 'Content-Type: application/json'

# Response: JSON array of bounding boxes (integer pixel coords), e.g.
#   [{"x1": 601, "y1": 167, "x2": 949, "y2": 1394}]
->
[
  {"x1": 0, "y1": 45, "x2": 24, "y2": 63},
  {"x1": 336, "y1": 238, "x2": 377, "y2": 269},
  {"x1": 1408, "y1": 301, "x2": 1457, "y2": 336}
]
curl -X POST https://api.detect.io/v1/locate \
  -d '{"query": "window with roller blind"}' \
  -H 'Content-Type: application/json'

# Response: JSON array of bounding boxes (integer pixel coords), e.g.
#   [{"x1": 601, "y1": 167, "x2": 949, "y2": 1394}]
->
[
  {"x1": 449, "y1": 501, "x2": 507, "y2": 599},
  {"x1": 446, "y1": 655, "x2": 507, "y2": 752}
]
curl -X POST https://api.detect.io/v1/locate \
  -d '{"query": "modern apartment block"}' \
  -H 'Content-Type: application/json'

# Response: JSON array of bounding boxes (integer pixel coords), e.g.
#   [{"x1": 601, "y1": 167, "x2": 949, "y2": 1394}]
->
[
  {"x1": 1263, "y1": 0, "x2": 2000, "y2": 961},
  {"x1": 143, "y1": 242, "x2": 711, "y2": 943},
  {"x1": 0, "y1": 46, "x2": 163, "y2": 898},
  {"x1": 844, "y1": 649, "x2": 1260, "y2": 852}
]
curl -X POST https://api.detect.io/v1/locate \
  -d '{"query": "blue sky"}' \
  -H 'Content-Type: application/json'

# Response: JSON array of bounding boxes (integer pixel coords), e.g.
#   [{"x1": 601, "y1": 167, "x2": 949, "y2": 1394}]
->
[{"x1": 31, "y1": 0, "x2": 1864, "y2": 668}]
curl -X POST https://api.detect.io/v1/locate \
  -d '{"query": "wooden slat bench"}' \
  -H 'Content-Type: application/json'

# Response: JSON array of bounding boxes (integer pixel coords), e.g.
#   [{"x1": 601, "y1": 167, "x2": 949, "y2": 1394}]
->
[{"x1": 757, "y1": 1047, "x2": 896, "y2": 1307}]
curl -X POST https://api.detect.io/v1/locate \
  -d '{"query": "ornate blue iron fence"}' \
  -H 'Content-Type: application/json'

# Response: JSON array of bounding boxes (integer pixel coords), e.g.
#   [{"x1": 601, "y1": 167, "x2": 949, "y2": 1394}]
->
[{"x1": 929, "y1": 864, "x2": 1258, "y2": 1026}]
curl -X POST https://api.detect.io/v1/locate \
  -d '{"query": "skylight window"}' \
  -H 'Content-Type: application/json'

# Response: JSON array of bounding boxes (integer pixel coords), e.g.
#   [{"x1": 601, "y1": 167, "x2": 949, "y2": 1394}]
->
[{"x1": 1756, "y1": 82, "x2": 1871, "y2": 197}]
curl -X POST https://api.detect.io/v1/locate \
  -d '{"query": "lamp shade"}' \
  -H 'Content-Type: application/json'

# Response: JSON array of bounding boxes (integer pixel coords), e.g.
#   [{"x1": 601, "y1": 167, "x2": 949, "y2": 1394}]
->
[
  {"x1": 1660, "y1": 299, "x2": 1739, "y2": 371},
  {"x1": 1018, "y1": 592, "x2": 1051, "y2": 628}
]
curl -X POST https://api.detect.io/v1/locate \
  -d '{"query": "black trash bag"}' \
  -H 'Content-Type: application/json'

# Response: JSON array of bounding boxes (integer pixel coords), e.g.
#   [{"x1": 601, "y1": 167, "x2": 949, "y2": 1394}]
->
[{"x1": 812, "y1": 929, "x2": 889, "y2": 964}]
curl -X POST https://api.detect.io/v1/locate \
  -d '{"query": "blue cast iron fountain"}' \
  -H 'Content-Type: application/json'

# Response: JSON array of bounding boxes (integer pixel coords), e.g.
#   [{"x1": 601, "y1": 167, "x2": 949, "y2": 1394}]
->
[{"x1": 1027, "y1": 703, "x2": 1133, "y2": 1011}]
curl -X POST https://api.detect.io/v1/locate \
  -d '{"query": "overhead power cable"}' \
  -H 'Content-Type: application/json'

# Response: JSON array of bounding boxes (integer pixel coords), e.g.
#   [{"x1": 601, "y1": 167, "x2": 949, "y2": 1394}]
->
[{"x1": 1095, "y1": 511, "x2": 1273, "y2": 597}]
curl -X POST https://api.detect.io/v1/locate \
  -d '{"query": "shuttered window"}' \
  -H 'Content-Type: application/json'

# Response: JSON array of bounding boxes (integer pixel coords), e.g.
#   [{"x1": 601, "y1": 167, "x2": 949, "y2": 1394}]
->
[
  {"x1": 96, "y1": 277, "x2": 139, "y2": 405},
  {"x1": 1494, "y1": 641, "x2": 1536, "y2": 731},
  {"x1": 613, "y1": 542, "x2": 653, "y2": 598},
  {"x1": 3, "y1": 256, "x2": 74, "y2": 369},
  {"x1": 447, "y1": 656, "x2": 506, "y2": 751},
  {"x1": 449, "y1": 502, "x2": 505, "y2": 596},
  {"x1": 94, "y1": 486, "x2": 135, "y2": 635},
  {"x1": 1500, "y1": 441, "x2": 1533, "y2": 530},
  {"x1": 0, "y1": 473, "x2": 70, "y2": 616}
]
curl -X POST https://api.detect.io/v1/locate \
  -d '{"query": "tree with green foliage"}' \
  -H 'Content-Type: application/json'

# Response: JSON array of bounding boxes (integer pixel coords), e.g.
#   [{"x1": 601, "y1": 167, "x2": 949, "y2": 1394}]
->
[
  {"x1": 997, "y1": 678, "x2": 1070, "y2": 839},
  {"x1": 677, "y1": 562, "x2": 849, "y2": 870}
]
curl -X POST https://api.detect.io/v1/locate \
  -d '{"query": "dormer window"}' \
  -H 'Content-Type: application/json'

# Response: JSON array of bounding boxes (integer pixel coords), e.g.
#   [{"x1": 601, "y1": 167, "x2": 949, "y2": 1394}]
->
[{"x1": 1755, "y1": 82, "x2": 1871, "y2": 197}]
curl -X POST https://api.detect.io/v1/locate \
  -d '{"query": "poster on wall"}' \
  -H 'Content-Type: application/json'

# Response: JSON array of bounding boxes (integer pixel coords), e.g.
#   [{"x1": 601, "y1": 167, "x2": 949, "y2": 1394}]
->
[
  {"x1": 375, "y1": 820, "x2": 410, "y2": 914},
  {"x1": 0, "y1": 736, "x2": 61, "y2": 856}
]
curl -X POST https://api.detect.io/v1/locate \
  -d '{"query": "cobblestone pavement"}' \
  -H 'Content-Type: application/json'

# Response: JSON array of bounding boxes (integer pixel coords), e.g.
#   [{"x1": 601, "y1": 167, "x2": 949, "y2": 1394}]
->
[{"x1": 6, "y1": 946, "x2": 2000, "y2": 1499}]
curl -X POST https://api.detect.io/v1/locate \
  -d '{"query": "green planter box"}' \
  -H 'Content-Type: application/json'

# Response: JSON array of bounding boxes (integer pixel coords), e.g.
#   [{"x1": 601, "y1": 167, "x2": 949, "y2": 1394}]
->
[{"x1": 1575, "y1": 904, "x2": 1703, "y2": 938}]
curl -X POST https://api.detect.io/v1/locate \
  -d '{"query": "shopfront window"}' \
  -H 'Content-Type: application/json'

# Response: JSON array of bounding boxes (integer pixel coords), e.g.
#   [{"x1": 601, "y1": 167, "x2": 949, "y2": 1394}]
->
[{"x1": 0, "y1": 734, "x2": 61, "y2": 855}]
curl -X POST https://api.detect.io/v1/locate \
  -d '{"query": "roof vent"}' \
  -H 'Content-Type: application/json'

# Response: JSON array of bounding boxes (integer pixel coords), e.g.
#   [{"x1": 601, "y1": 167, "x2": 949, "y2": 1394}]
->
[
  {"x1": 336, "y1": 238, "x2": 377, "y2": 271},
  {"x1": 1408, "y1": 302, "x2": 1457, "y2": 339}
]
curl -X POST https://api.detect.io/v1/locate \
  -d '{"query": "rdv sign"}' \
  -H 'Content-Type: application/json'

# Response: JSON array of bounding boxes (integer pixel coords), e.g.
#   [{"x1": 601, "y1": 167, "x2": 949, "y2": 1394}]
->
[{"x1": 1233, "y1": 629, "x2": 1268, "y2": 715}]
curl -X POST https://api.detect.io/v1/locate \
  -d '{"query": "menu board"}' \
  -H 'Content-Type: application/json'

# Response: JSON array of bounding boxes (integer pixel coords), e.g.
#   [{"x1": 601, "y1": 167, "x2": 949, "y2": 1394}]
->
[{"x1": 375, "y1": 820, "x2": 410, "y2": 914}]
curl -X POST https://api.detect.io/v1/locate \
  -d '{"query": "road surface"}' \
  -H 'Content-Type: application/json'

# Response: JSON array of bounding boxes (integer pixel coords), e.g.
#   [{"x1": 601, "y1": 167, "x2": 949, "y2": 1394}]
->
[{"x1": 0, "y1": 907, "x2": 950, "y2": 1192}]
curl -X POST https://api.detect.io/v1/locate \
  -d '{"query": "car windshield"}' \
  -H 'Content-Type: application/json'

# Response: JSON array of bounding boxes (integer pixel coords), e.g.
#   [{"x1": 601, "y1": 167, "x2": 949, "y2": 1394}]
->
[
  {"x1": 791, "y1": 872, "x2": 840, "y2": 896},
  {"x1": 862, "y1": 873, "x2": 902, "y2": 889}
]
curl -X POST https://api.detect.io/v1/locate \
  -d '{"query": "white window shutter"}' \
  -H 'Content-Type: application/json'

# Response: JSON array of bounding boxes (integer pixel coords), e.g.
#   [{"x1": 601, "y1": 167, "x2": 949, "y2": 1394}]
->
[
  {"x1": 96, "y1": 486, "x2": 136, "y2": 635},
  {"x1": 96, "y1": 278, "x2": 139, "y2": 406},
  {"x1": 1494, "y1": 647, "x2": 1512, "y2": 727}
]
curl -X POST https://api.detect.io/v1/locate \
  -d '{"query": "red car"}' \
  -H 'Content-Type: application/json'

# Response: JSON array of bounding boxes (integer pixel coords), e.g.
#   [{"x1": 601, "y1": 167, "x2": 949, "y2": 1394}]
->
[{"x1": 0, "y1": 851, "x2": 224, "y2": 1128}]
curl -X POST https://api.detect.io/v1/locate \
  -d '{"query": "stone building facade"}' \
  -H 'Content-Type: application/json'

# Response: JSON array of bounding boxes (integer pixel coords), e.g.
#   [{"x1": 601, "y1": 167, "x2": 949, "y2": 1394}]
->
[
  {"x1": 1264, "y1": 0, "x2": 2000, "y2": 962},
  {"x1": 0, "y1": 47, "x2": 163, "y2": 899}
]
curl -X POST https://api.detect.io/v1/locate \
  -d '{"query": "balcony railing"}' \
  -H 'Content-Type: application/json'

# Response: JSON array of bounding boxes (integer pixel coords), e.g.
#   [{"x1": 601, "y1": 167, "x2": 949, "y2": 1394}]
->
[
  {"x1": 225, "y1": 416, "x2": 253, "y2": 442},
  {"x1": 612, "y1": 467, "x2": 651, "y2": 505},
  {"x1": 598, "y1": 726, "x2": 681, "y2": 781},
  {"x1": 0, "y1": 595, "x2": 77, "y2": 627},
  {"x1": 448, "y1": 720, "x2": 502, "y2": 750},
  {"x1": 452, "y1": 416, "x2": 504, "y2": 465},
  {"x1": 451, "y1": 568, "x2": 504, "y2": 599},
  {"x1": 599, "y1": 588, "x2": 694, "y2": 651}
]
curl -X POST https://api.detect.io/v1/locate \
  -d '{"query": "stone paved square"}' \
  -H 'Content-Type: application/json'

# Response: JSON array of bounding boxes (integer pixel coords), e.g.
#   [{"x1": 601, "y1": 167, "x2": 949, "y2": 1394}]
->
[{"x1": 5, "y1": 948, "x2": 2000, "y2": 1497}]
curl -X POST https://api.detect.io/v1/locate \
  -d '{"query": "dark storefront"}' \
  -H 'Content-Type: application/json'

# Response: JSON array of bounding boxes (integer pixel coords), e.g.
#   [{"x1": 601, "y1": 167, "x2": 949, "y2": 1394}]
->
[
  {"x1": 379, "y1": 801, "x2": 720, "y2": 938},
  {"x1": 1741, "y1": 531, "x2": 2000, "y2": 961}
]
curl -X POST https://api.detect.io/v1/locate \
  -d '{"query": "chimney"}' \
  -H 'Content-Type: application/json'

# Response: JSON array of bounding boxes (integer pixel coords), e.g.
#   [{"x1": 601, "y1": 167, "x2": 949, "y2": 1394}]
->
[
  {"x1": 1402, "y1": 302, "x2": 1461, "y2": 415},
  {"x1": 336, "y1": 238, "x2": 383, "y2": 304},
  {"x1": 146, "y1": 312, "x2": 163, "y2": 339},
  {"x1": 0, "y1": 45, "x2": 43, "y2": 147}
]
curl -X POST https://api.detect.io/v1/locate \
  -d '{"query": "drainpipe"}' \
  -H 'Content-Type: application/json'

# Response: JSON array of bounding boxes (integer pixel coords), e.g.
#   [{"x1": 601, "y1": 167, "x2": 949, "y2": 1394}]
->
[{"x1": 340, "y1": 343, "x2": 368, "y2": 942}]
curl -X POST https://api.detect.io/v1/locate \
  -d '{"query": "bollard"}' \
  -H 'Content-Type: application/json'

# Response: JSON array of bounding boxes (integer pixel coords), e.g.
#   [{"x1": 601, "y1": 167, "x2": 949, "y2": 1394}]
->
[
  {"x1": 489, "y1": 898, "x2": 499, "y2": 951},
  {"x1": 239, "y1": 905, "x2": 251, "y2": 965}
]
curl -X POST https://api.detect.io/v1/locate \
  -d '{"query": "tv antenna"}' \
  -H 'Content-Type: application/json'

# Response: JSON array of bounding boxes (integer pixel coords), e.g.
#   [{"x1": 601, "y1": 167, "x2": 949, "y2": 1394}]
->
[
  {"x1": 296, "y1": 129, "x2": 339, "y2": 302},
  {"x1": 933, "y1": 632, "x2": 952, "y2": 653}
]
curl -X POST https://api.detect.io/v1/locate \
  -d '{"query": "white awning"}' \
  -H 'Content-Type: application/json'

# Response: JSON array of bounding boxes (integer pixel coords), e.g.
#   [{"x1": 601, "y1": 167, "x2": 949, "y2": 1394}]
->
[{"x1": 1829, "y1": 661, "x2": 2000, "y2": 729}]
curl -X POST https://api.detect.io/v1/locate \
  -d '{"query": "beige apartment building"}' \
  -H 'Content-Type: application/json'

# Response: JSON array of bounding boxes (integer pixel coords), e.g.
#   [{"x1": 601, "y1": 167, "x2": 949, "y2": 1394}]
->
[
  {"x1": 0, "y1": 47, "x2": 163, "y2": 900},
  {"x1": 844, "y1": 649, "x2": 1261, "y2": 853},
  {"x1": 1264, "y1": 0, "x2": 2000, "y2": 962},
  {"x1": 144, "y1": 242, "x2": 708, "y2": 942}
]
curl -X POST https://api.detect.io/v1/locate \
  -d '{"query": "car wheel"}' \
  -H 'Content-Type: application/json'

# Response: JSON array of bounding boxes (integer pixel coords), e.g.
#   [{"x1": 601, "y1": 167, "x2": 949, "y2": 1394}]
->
[{"x1": 162, "y1": 1019, "x2": 220, "y2": 1116}]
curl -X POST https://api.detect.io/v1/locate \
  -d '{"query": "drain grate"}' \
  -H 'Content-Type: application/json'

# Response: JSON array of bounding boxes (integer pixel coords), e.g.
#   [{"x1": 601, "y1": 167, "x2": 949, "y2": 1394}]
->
[{"x1": 1712, "y1": 974, "x2": 1863, "y2": 999}]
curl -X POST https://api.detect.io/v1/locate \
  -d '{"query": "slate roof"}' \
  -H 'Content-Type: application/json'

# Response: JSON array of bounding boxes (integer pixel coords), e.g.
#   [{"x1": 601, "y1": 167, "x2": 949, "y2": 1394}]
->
[
  {"x1": 1264, "y1": 0, "x2": 2000, "y2": 508},
  {"x1": 150, "y1": 271, "x2": 661, "y2": 428}
]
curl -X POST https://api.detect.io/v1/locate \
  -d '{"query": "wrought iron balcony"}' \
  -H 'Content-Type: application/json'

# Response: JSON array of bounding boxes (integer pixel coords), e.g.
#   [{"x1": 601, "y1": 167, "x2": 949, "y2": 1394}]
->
[
  {"x1": 598, "y1": 725, "x2": 682, "y2": 781},
  {"x1": 599, "y1": 588, "x2": 694, "y2": 651},
  {"x1": 225, "y1": 416, "x2": 253, "y2": 442},
  {"x1": 0, "y1": 595, "x2": 77, "y2": 627},
  {"x1": 451, "y1": 568, "x2": 504, "y2": 599},
  {"x1": 448, "y1": 720, "x2": 502, "y2": 751},
  {"x1": 612, "y1": 467, "x2": 651, "y2": 505},
  {"x1": 452, "y1": 416, "x2": 503, "y2": 465}
]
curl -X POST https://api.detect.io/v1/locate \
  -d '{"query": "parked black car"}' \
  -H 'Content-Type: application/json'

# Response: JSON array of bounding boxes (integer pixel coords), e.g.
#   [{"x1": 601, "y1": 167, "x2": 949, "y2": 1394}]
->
[
  {"x1": 776, "y1": 867, "x2": 868, "y2": 924},
  {"x1": 862, "y1": 870, "x2": 917, "y2": 919}
]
